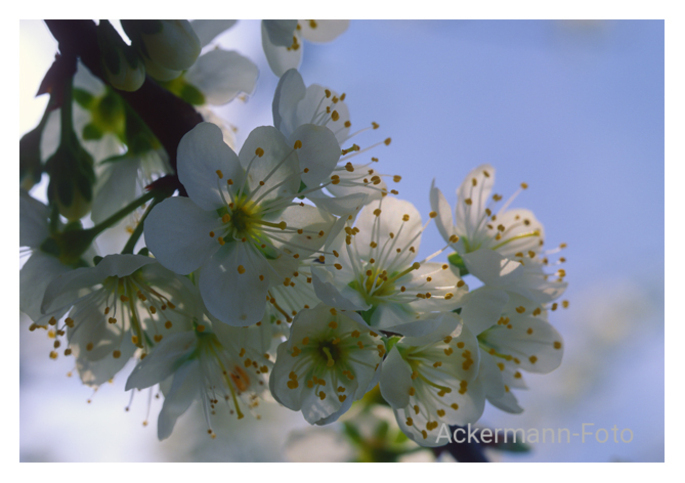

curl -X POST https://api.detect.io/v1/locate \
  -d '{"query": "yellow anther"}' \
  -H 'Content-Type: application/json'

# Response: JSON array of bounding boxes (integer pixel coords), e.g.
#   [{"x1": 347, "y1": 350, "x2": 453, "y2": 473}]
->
[
  {"x1": 237, "y1": 265, "x2": 246, "y2": 274},
  {"x1": 293, "y1": 140, "x2": 302, "y2": 149},
  {"x1": 465, "y1": 198, "x2": 473, "y2": 206},
  {"x1": 472, "y1": 178, "x2": 477, "y2": 187},
  {"x1": 222, "y1": 213, "x2": 231, "y2": 223},
  {"x1": 554, "y1": 341, "x2": 562, "y2": 349},
  {"x1": 331, "y1": 110, "x2": 340, "y2": 122},
  {"x1": 344, "y1": 120, "x2": 351, "y2": 128},
  {"x1": 521, "y1": 182, "x2": 529, "y2": 189},
  {"x1": 515, "y1": 306, "x2": 526, "y2": 313},
  {"x1": 218, "y1": 237, "x2": 225, "y2": 245},
  {"x1": 216, "y1": 169, "x2": 224, "y2": 179},
  {"x1": 456, "y1": 280, "x2": 465, "y2": 288},
  {"x1": 325, "y1": 89, "x2": 331, "y2": 98},
  {"x1": 165, "y1": 321, "x2": 173, "y2": 329},
  {"x1": 529, "y1": 355, "x2": 538, "y2": 364},
  {"x1": 402, "y1": 214, "x2": 410, "y2": 221},
  {"x1": 86, "y1": 342, "x2": 94, "y2": 351},
  {"x1": 255, "y1": 147, "x2": 264, "y2": 157},
  {"x1": 113, "y1": 350, "x2": 121, "y2": 359}
]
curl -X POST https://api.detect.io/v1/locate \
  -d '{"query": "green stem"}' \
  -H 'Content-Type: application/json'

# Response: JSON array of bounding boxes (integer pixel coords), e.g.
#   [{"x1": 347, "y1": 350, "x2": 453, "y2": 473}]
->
[
  {"x1": 121, "y1": 194, "x2": 162, "y2": 254},
  {"x1": 88, "y1": 189, "x2": 157, "y2": 239},
  {"x1": 59, "y1": 76, "x2": 75, "y2": 147}
]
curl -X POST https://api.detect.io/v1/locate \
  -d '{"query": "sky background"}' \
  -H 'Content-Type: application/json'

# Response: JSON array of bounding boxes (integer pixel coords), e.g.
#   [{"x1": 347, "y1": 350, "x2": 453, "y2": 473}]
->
[{"x1": 19, "y1": 19, "x2": 664, "y2": 462}]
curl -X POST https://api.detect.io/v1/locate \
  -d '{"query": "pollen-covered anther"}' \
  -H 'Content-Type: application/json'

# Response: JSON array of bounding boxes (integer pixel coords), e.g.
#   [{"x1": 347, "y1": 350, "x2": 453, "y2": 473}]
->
[{"x1": 521, "y1": 182, "x2": 529, "y2": 189}]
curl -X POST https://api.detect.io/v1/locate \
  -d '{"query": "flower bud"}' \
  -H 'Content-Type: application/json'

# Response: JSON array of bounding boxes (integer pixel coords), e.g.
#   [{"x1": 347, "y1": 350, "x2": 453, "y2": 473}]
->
[
  {"x1": 97, "y1": 20, "x2": 145, "y2": 92},
  {"x1": 45, "y1": 134, "x2": 95, "y2": 221},
  {"x1": 122, "y1": 20, "x2": 201, "y2": 80}
]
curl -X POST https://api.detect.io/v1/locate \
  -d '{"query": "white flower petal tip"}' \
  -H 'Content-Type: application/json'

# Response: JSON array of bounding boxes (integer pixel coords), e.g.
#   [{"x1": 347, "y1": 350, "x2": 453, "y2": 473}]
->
[
  {"x1": 379, "y1": 316, "x2": 485, "y2": 446},
  {"x1": 270, "y1": 304, "x2": 384, "y2": 425},
  {"x1": 312, "y1": 196, "x2": 466, "y2": 331},
  {"x1": 127, "y1": 324, "x2": 271, "y2": 440},
  {"x1": 39, "y1": 255, "x2": 200, "y2": 385}
]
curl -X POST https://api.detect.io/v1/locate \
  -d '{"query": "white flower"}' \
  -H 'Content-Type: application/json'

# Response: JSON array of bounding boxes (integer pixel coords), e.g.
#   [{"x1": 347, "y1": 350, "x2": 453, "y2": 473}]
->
[
  {"x1": 457, "y1": 249, "x2": 565, "y2": 413},
  {"x1": 20, "y1": 190, "x2": 73, "y2": 328},
  {"x1": 474, "y1": 311, "x2": 564, "y2": 414},
  {"x1": 261, "y1": 20, "x2": 349, "y2": 77},
  {"x1": 269, "y1": 304, "x2": 383, "y2": 425},
  {"x1": 379, "y1": 313, "x2": 483, "y2": 446},
  {"x1": 273, "y1": 68, "x2": 396, "y2": 216},
  {"x1": 144, "y1": 122, "x2": 341, "y2": 326},
  {"x1": 40, "y1": 254, "x2": 198, "y2": 386},
  {"x1": 430, "y1": 164, "x2": 545, "y2": 260},
  {"x1": 312, "y1": 196, "x2": 467, "y2": 330},
  {"x1": 126, "y1": 321, "x2": 271, "y2": 440}
]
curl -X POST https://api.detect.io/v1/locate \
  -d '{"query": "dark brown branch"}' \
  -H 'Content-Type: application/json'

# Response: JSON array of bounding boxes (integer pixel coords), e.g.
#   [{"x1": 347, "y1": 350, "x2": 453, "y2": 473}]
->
[{"x1": 44, "y1": 20, "x2": 203, "y2": 194}]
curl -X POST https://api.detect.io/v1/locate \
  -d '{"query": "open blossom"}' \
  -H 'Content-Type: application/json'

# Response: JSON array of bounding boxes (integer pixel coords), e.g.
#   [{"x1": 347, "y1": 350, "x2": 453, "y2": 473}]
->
[
  {"x1": 458, "y1": 248, "x2": 565, "y2": 413},
  {"x1": 161, "y1": 21, "x2": 258, "y2": 114},
  {"x1": 379, "y1": 313, "x2": 483, "y2": 446},
  {"x1": 40, "y1": 254, "x2": 198, "y2": 386},
  {"x1": 273, "y1": 68, "x2": 396, "y2": 216},
  {"x1": 474, "y1": 311, "x2": 564, "y2": 414},
  {"x1": 312, "y1": 196, "x2": 467, "y2": 330},
  {"x1": 261, "y1": 20, "x2": 349, "y2": 77},
  {"x1": 430, "y1": 164, "x2": 545, "y2": 261},
  {"x1": 126, "y1": 321, "x2": 271, "y2": 440},
  {"x1": 144, "y1": 122, "x2": 341, "y2": 326},
  {"x1": 270, "y1": 304, "x2": 384, "y2": 425}
]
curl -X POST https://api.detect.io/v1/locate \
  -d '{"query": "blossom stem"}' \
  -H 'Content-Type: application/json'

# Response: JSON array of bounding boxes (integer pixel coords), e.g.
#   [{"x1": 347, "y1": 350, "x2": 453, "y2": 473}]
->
[
  {"x1": 121, "y1": 195, "x2": 164, "y2": 255},
  {"x1": 89, "y1": 189, "x2": 158, "y2": 239}
]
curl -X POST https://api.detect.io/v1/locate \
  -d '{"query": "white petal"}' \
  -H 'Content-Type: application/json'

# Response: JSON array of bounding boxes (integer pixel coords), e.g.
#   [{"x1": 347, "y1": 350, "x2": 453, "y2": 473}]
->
[
  {"x1": 239, "y1": 126, "x2": 300, "y2": 203},
  {"x1": 299, "y1": 20, "x2": 349, "y2": 43},
  {"x1": 289, "y1": 124, "x2": 340, "y2": 187},
  {"x1": 190, "y1": 20, "x2": 236, "y2": 47},
  {"x1": 143, "y1": 196, "x2": 220, "y2": 275},
  {"x1": 41, "y1": 254, "x2": 155, "y2": 314},
  {"x1": 481, "y1": 314, "x2": 563, "y2": 374},
  {"x1": 157, "y1": 361, "x2": 201, "y2": 440},
  {"x1": 462, "y1": 248, "x2": 523, "y2": 287},
  {"x1": 20, "y1": 190, "x2": 49, "y2": 247},
  {"x1": 272, "y1": 68, "x2": 306, "y2": 137},
  {"x1": 261, "y1": 21, "x2": 302, "y2": 77},
  {"x1": 455, "y1": 164, "x2": 495, "y2": 235},
  {"x1": 491, "y1": 208, "x2": 545, "y2": 258},
  {"x1": 126, "y1": 332, "x2": 197, "y2": 390},
  {"x1": 429, "y1": 181, "x2": 455, "y2": 245},
  {"x1": 461, "y1": 286, "x2": 509, "y2": 335},
  {"x1": 91, "y1": 156, "x2": 141, "y2": 224},
  {"x1": 379, "y1": 346, "x2": 413, "y2": 409},
  {"x1": 177, "y1": 122, "x2": 242, "y2": 211},
  {"x1": 20, "y1": 252, "x2": 70, "y2": 324},
  {"x1": 74, "y1": 335, "x2": 137, "y2": 386},
  {"x1": 185, "y1": 50, "x2": 258, "y2": 106},
  {"x1": 263, "y1": 20, "x2": 298, "y2": 46},
  {"x1": 354, "y1": 197, "x2": 422, "y2": 263},
  {"x1": 311, "y1": 266, "x2": 371, "y2": 312},
  {"x1": 198, "y1": 242, "x2": 270, "y2": 326}
]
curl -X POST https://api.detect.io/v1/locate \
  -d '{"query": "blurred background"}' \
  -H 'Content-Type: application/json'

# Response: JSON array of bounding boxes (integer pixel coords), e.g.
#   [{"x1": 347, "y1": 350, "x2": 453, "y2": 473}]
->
[{"x1": 19, "y1": 20, "x2": 664, "y2": 462}]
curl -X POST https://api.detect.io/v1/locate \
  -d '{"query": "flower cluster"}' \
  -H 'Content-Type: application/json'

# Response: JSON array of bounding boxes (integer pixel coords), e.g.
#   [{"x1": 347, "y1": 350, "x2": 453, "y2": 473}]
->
[{"x1": 20, "y1": 20, "x2": 568, "y2": 455}]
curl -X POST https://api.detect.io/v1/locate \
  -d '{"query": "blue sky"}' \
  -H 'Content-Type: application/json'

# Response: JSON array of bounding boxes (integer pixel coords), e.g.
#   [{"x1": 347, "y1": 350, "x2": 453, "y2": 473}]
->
[{"x1": 19, "y1": 20, "x2": 664, "y2": 462}]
